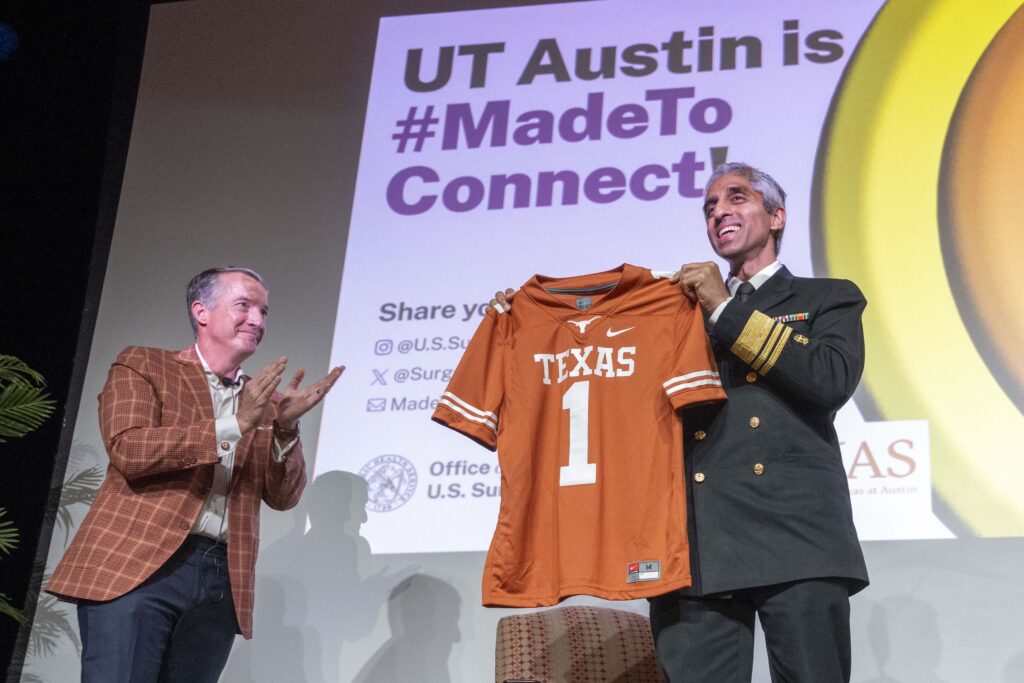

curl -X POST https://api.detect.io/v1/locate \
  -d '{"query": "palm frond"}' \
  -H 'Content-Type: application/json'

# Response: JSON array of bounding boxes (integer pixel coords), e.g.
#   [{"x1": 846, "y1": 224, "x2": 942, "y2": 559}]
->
[
  {"x1": 0, "y1": 508, "x2": 19, "y2": 556},
  {"x1": 68, "y1": 441, "x2": 103, "y2": 468},
  {"x1": 27, "y1": 593, "x2": 80, "y2": 657},
  {"x1": 0, "y1": 381, "x2": 56, "y2": 442},
  {"x1": 54, "y1": 508, "x2": 75, "y2": 547},
  {"x1": 0, "y1": 355, "x2": 47, "y2": 386},
  {"x1": 0, "y1": 592, "x2": 27, "y2": 625},
  {"x1": 62, "y1": 466, "x2": 104, "y2": 501}
]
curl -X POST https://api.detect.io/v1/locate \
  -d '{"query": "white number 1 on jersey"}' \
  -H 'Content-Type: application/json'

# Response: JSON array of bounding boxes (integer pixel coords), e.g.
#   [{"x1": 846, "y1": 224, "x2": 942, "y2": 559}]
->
[{"x1": 560, "y1": 381, "x2": 597, "y2": 486}]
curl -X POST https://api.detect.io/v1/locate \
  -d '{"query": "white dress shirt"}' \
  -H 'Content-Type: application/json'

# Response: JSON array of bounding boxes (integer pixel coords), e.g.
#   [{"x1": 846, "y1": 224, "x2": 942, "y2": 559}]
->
[
  {"x1": 190, "y1": 346, "x2": 244, "y2": 541},
  {"x1": 190, "y1": 346, "x2": 298, "y2": 541},
  {"x1": 709, "y1": 261, "x2": 784, "y2": 325}
]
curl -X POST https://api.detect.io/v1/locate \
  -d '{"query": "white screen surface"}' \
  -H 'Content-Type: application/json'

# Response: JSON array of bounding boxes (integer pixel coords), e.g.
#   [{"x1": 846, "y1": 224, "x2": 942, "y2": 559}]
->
[{"x1": 315, "y1": 0, "x2": 952, "y2": 554}]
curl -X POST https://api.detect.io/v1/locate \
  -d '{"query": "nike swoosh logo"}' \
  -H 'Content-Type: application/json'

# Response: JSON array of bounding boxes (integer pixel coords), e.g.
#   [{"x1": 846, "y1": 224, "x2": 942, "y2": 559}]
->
[{"x1": 606, "y1": 327, "x2": 634, "y2": 337}]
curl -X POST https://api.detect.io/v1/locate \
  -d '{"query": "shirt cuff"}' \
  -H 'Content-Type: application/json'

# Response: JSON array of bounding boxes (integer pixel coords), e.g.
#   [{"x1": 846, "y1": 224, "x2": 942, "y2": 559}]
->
[
  {"x1": 215, "y1": 415, "x2": 242, "y2": 456},
  {"x1": 708, "y1": 296, "x2": 733, "y2": 326},
  {"x1": 272, "y1": 436, "x2": 298, "y2": 463},
  {"x1": 272, "y1": 421, "x2": 299, "y2": 463}
]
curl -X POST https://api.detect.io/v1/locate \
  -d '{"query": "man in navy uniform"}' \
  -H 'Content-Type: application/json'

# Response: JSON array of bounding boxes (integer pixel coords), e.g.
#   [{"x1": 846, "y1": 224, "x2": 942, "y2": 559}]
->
[{"x1": 654, "y1": 162, "x2": 868, "y2": 681}]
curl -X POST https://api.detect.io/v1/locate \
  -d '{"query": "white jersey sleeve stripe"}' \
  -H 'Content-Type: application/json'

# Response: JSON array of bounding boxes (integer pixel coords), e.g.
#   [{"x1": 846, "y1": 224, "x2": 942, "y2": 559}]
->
[
  {"x1": 664, "y1": 377, "x2": 723, "y2": 396},
  {"x1": 438, "y1": 398, "x2": 498, "y2": 432},
  {"x1": 442, "y1": 391, "x2": 497, "y2": 421},
  {"x1": 440, "y1": 392, "x2": 498, "y2": 431},
  {"x1": 663, "y1": 370, "x2": 721, "y2": 389}
]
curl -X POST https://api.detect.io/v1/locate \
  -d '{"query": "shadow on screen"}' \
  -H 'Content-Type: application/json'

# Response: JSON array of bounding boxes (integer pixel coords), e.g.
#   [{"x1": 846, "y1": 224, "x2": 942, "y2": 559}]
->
[
  {"x1": 860, "y1": 597, "x2": 948, "y2": 683},
  {"x1": 350, "y1": 573, "x2": 462, "y2": 683},
  {"x1": 222, "y1": 469, "x2": 417, "y2": 682},
  {"x1": 1004, "y1": 650, "x2": 1024, "y2": 683}
]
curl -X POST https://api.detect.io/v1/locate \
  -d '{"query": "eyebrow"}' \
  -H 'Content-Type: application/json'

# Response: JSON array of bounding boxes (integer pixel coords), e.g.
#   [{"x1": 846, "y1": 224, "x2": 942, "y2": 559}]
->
[
  {"x1": 233, "y1": 296, "x2": 269, "y2": 314},
  {"x1": 704, "y1": 185, "x2": 748, "y2": 214}
]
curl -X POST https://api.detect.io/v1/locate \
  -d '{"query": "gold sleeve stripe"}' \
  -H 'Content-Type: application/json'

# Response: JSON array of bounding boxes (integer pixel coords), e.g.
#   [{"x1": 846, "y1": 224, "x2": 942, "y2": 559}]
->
[
  {"x1": 752, "y1": 323, "x2": 784, "y2": 372},
  {"x1": 758, "y1": 325, "x2": 792, "y2": 375},
  {"x1": 730, "y1": 311, "x2": 776, "y2": 366}
]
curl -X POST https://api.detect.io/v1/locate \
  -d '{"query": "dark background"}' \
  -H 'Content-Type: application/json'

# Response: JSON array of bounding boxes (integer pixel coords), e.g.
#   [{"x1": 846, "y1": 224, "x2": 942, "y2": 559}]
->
[{"x1": 0, "y1": 1, "x2": 148, "y2": 673}]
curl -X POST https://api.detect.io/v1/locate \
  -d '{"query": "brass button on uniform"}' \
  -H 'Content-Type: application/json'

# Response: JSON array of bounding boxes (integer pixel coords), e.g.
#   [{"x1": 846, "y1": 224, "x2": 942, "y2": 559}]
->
[
  {"x1": 745, "y1": 372, "x2": 758, "y2": 383},
  {"x1": 694, "y1": 430, "x2": 707, "y2": 441},
  {"x1": 178, "y1": 522, "x2": 189, "y2": 531},
  {"x1": 748, "y1": 416, "x2": 761, "y2": 429},
  {"x1": 693, "y1": 472, "x2": 706, "y2": 483},
  {"x1": 753, "y1": 463, "x2": 765, "y2": 475},
  {"x1": 220, "y1": 441, "x2": 231, "y2": 451}
]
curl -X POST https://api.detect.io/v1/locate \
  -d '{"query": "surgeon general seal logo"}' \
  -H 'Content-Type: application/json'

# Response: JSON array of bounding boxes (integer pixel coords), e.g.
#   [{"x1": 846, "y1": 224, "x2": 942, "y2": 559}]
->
[{"x1": 360, "y1": 454, "x2": 418, "y2": 512}]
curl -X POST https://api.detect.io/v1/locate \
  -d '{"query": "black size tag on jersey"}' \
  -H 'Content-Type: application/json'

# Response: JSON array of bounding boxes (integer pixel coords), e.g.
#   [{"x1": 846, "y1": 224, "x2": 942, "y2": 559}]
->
[{"x1": 575, "y1": 297, "x2": 593, "y2": 310}]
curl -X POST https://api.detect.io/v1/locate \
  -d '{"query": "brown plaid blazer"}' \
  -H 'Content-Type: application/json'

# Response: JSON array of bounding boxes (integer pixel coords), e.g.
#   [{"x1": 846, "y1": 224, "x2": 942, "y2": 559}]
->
[{"x1": 46, "y1": 345, "x2": 306, "y2": 639}]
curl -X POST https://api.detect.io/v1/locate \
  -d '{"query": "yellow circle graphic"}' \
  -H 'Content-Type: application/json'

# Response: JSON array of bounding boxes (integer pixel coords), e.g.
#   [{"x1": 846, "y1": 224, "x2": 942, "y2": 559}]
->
[{"x1": 815, "y1": 0, "x2": 1024, "y2": 536}]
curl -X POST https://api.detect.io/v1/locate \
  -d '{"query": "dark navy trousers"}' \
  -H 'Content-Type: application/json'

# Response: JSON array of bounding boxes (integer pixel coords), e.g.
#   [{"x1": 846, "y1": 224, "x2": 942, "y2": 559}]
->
[
  {"x1": 77, "y1": 535, "x2": 238, "y2": 683},
  {"x1": 650, "y1": 578, "x2": 852, "y2": 683}
]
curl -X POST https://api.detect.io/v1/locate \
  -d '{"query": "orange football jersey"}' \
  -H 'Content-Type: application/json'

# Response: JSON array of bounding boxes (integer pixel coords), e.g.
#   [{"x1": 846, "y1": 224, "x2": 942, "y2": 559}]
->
[{"x1": 432, "y1": 264, "x2": 726, "y2": 606}]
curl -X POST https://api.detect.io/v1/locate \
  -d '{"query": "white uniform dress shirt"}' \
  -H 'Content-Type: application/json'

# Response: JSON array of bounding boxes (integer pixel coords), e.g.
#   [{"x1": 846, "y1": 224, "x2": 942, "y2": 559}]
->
[
  {"x1": 708, "y1": 261, "x2": 784, "y2": 326},
  {"x1": 190, "y1": 346, "x2": 297, "y2": 541}
]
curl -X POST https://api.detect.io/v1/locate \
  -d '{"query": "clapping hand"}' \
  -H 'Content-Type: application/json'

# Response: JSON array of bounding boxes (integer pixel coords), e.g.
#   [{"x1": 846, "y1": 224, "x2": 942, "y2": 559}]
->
[
  {"x1": 236, "y1": 357, "x2": 287, "y2": 433},
  {"x1": 275, "y1": 365, "x2": 346, "y2": 430}
]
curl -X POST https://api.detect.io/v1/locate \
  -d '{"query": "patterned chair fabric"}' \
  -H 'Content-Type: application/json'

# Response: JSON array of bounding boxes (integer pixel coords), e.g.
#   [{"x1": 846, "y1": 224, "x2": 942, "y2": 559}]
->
[{"x1": 494, "y1": 605, "x2": 666, "y2": 683}]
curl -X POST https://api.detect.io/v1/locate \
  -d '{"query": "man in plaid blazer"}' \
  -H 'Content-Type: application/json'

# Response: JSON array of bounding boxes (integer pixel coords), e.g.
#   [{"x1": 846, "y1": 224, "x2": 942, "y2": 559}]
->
[{"x1": 47, "y1": 266, "x2": 344, "y2": 682}]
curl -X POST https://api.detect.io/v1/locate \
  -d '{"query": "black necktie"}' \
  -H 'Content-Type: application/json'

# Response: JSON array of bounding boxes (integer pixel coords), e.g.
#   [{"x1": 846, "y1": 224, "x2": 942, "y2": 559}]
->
[{"x1": 736, "y1": 282, "x2": 755, "y2": 303}]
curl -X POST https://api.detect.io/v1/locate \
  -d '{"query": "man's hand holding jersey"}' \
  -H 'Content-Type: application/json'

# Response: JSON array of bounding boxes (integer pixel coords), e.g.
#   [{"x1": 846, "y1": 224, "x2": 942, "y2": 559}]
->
[{"x1": 669, "y1": 262, "x2": 730, "y2": 315}]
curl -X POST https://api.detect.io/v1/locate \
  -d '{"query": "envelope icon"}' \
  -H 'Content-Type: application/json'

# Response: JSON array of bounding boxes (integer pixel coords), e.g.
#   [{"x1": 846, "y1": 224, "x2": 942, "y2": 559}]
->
[{"x1": 366, "y1": 398, "x2": 387, "y2": 412}]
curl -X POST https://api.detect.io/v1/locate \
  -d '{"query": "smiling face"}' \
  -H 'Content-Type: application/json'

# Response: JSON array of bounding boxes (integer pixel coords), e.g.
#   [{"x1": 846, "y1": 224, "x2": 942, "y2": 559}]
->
[
  {"x1": 192, "y1": 272, "x2": 269, "y2": 366},
  {"x1": 703, "y1": 172, "x2": 786, "y2": 275}
]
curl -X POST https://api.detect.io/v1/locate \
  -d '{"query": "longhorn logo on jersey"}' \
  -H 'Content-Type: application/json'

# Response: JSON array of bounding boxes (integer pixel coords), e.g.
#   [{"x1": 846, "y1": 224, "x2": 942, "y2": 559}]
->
[{"x1": 566, "y1": 316, "x2": 601, "y2": 333}]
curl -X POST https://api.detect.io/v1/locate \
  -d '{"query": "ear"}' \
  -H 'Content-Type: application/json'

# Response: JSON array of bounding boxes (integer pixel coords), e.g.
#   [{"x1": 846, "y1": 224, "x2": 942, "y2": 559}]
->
[
  {"x1": 769, "y1": 206, "x2": 786, "y2": 236},
  {"x1": 191, "y1": 299, "x2": 209, "y2": 329}
]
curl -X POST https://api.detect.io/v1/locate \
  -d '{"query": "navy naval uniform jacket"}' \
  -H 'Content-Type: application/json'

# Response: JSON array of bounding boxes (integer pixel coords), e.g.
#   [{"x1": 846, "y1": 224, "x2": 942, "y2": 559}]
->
[{"x1": 680, "y1": 266, "x2": 869, "y2": 596}]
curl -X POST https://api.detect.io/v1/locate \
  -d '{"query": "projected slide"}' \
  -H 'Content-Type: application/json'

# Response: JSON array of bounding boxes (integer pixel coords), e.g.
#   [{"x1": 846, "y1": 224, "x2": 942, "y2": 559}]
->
[{"x1": 316, "y1": 0, "x2": 1024, "y2": 553}]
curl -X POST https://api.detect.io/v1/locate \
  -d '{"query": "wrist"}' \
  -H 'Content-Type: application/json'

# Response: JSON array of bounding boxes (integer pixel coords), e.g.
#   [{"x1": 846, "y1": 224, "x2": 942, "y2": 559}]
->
[
  {"x1": 273, "y1": 419, "x2": 299, "y2": 440},
  {"x1": 237, "y1": 415, "x2": 256, "y2": 433}
]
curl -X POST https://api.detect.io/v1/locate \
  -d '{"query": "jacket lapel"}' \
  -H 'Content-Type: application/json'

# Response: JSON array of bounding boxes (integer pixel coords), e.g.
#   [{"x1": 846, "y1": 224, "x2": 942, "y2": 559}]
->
[{"x1": 174, "y1": 347, "x2": 214, "y2": 420}]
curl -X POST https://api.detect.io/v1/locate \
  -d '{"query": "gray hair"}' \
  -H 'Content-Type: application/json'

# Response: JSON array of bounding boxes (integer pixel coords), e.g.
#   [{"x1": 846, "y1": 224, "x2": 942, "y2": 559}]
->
[
  {"x1": 704, "y1": 162, "x2": 787, "y2": 251},
  {"x1": 186, "y1": 267, "x2": 268, "y2": 337}
]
